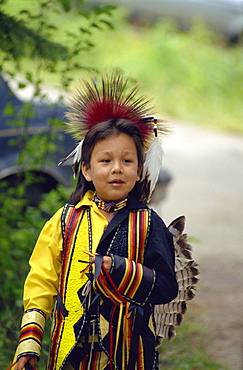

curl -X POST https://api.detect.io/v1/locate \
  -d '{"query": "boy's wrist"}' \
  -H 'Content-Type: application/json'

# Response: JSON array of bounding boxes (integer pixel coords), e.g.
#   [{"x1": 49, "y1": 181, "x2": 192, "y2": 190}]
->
[{"x1": 16, "y1": 309, "x2": 45, "y2": 361}]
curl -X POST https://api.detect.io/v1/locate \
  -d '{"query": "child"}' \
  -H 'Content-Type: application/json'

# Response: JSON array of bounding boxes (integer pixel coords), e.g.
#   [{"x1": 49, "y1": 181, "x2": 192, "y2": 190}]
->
[{"x1": 14, "y1": 72, "x2": 178, "y2": 370}]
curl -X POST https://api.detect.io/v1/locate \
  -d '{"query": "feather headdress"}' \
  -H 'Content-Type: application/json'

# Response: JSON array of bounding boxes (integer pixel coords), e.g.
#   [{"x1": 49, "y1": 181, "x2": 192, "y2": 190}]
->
[{"x1": 59, "y1": 71, "x2": 169, "y2": 202}]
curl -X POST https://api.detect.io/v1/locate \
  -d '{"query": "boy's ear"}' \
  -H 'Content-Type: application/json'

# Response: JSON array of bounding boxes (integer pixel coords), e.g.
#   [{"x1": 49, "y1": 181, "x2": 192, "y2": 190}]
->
[
  {"x1": 137, "y1": 166, "x2": 142, "y2": 181},
  {"x1": 82, "y1": 162, "x2": 92, "y2": 182}
]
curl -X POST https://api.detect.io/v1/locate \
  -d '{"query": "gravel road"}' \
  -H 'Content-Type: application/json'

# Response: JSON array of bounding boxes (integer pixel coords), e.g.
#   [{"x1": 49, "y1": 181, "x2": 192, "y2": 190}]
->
[{"x1": 152, "y1": 123, "x2": 243, "y2": 370}]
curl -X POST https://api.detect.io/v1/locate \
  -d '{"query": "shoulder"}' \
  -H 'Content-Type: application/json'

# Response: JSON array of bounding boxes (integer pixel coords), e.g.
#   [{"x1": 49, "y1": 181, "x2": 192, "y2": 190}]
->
[
  {"x1": 127, "y1": 195, "x2": 149, "y2": 211},
  {"x1": 41, "y1": 207, "x2": 64, "y2": 238},
  {"x1": 33, "y1": 206, "x2": 65, "y2": 254},
  {"x1": 150, "y1": 208, "x2": 167, "y2": 228},
  {"x1": 44, "y1": 206, "x2": 64, "y2": 229},
  {"x1": 148, "y1": 209, "x2": 174, "y2": 248}
]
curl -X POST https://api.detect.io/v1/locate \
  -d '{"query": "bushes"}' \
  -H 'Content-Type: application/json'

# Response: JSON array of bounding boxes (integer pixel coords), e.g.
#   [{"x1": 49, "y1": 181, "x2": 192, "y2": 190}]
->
[{"x1": 0, "y1": 185, "x2": 69, "y2": 368}]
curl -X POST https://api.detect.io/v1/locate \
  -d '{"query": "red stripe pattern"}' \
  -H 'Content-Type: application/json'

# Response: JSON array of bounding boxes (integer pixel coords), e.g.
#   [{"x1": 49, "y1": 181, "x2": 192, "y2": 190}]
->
[
  {"x1": 19, "y1": 323, "x2": 43, "y2": 346},
  {"x1": 16, "y1": 308, "x2": 46, "y2": 360},
  {"x1": 79, "y1": 351, "x2": 102, "y2": 369},
  {"x1": 128, "y1": 210, "x2": 150, "y2": 263},
  {"x1": 117, "y1": 259, "x2": 143, "y2": 298},
  {"x1": 48, "y1": 205, "x2": 85, "y2": 370}
]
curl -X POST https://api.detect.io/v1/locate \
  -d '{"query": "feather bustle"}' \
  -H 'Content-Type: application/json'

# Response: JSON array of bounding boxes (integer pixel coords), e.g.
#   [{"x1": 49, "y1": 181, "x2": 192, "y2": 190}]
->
[{"x1": 154, "y1": 216, "x2": 200, "y2": 343}]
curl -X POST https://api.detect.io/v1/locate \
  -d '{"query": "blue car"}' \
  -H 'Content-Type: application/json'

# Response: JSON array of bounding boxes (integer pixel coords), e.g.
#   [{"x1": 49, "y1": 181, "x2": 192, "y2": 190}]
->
[{"x1": 0, "y1": 76, "x2": 76, "y2": 205}]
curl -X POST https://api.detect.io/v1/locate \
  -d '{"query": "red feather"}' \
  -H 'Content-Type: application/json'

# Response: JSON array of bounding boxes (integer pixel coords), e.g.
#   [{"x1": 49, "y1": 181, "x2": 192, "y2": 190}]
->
[
  {"x1": 66, "y1": 72, "x2": 153, "y2": 140},
  {"x1": 84, "y1": 99, "x2": 151, "y2": 139}
]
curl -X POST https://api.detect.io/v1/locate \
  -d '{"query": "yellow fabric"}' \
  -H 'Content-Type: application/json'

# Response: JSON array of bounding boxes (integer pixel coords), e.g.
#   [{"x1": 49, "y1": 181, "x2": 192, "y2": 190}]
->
[
  {"x1": 23, "y1": 207, "x2": 63, "y2": 318},
  {"x1": 23, "y1": 191, "x2": 108, "y2": 318}
]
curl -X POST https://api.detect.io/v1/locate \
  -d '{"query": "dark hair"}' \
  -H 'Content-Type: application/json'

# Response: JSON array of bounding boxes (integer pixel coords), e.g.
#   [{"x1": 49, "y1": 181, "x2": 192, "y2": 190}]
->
[{"x1": 70, "y1": 119, "x2": 144, "y2": 204}]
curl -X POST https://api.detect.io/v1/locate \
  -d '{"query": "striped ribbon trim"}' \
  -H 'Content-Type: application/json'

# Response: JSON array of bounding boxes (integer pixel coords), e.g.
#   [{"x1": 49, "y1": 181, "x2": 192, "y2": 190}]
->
[
  {"x1": 79, "y1": 350, "x2": 102, "y2": 369},
  {"x1": 128, "y1": 210, "x2": 150, "y2": 263},
  {"x1": 60, "y1": 205, "x2": 86, "y2": 298},
  {"x1": 137, "y1": 337, "x2": 145, "y2": 369},
  {"x1": 16, "y1": 309, "x2": 46, "y2": 360},
  {"x1": 115, "y1": 259, "x2": 143, "y2": 299},
  {"x1": 19, "y1": 322, "x2": 44, "y2": 346}
]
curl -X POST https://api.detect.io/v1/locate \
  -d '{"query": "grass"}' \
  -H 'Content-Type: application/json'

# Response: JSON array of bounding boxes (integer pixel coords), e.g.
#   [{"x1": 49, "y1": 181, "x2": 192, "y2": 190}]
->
[{"x1": 158, "y1": 311, "x2": 229, "y2": 370}]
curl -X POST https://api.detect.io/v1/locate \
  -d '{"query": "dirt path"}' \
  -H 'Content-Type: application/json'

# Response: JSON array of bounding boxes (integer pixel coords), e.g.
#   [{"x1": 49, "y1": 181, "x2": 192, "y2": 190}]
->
[{"x1": 152, "y1": 123, "x2": 243, "y2": 370}]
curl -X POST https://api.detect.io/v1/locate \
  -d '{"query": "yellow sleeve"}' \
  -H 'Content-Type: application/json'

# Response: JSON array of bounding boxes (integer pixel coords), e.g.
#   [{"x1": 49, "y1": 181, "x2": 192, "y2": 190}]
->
[
  {"x1": 23, "y1": 207, "x2": 63, "y2": 318},
  {"x1": 16, "y1": 207, "x2": 64, "y2": 360}
]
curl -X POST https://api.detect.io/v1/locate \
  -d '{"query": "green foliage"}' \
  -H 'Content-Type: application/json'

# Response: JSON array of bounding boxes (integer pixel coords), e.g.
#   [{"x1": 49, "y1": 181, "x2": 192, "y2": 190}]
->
[
  {"x1": 0, "y1": 11, "x2": 67, "y2": 61},
  {"x1": 0, "y1": 186, "x2": 70, "y2": 369},
  {"x1": 0, "y1": 0, "x2": 116, "y2": 81},
  {"x1": 78, "y1": 13, "x2": 243, "y2": 133}
]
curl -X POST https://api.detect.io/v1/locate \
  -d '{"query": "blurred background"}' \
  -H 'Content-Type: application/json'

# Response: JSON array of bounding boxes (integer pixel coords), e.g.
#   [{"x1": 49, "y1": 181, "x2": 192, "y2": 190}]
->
[{"x1": 0, "y1": 0, "x2": 242, "y2": 369}]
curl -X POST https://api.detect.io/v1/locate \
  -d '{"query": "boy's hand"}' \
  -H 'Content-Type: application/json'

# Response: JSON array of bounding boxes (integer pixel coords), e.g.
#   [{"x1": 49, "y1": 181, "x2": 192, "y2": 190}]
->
[
  {"x1": 91, "y1": 255, "x2": 112, "y2": 273},
  {"x1": 15, "y1": 355, "x2": 37, "y2": 370},
  {"x1": 102, "y1": 255, "x2": 112, "y2": 272}
]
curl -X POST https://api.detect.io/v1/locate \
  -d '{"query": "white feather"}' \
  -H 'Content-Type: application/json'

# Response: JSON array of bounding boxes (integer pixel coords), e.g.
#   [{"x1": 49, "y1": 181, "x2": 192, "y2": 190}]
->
[
  {"x1": 142, "y1": 136, "x2": 164, "y2": 200},
  {"x1": 58, "y1": 140, "x2": 83, "y2": 166},
  {"x1": 73, "y1": 140, "x2": 83, "y2": 165}
]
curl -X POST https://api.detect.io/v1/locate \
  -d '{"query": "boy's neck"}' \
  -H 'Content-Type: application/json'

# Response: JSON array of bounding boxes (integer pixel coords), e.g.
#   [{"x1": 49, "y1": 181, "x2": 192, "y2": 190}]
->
[
  {"x1": 93, "y1": 192, "x2": 128, "y2": 213},
  {"x1": 98, "y1": 208, "x2": 115, "y2": 222}
]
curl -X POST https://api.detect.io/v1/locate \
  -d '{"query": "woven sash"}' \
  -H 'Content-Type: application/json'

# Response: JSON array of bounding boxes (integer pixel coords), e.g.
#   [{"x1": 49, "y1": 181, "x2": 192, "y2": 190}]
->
[{"x1": 48, "y1": 205, "x2": 91, "y2": 370}]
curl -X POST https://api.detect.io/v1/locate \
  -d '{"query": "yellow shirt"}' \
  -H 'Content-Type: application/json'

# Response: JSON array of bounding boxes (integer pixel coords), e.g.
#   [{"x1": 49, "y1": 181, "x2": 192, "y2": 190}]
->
[{"x1": 23, "y1": 191, "x2": 108, "y2": 318}]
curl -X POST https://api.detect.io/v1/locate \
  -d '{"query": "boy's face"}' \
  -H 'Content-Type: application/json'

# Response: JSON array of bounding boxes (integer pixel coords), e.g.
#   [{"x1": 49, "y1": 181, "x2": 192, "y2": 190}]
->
[{"x1": 82, "y1": 132, "x2": 141, "y2": 201}]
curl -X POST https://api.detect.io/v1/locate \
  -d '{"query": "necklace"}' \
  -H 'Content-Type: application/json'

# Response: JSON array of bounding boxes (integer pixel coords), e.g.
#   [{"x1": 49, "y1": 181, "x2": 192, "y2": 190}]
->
[{"x1": 92, "y1": 193, "x2": 128, "y2": 212}]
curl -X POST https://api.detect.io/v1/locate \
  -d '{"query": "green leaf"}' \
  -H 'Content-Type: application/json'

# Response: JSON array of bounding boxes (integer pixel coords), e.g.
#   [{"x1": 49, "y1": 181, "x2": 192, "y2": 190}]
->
[
  {"x1": 19, "y1": 10, "x2": 32, "y2": 16},
  {"x1": 99, "y1": 19, "x2": 115, "y2": 30},
  {"x1": 25, "y1": 72, "x2": 33, "y2": 83},
  {"x1": 66, "y1": 31, "x2": 77, "y2": 38},
  {"x1": 94, "y1": 5, "x2": 116, "y2": 16},
  {"x1": 102, "y1": 5, "x2": 117, "y2": 13},
  {"x1": 3, "y1": 102, "x2": 15, "y2": 116},
  {"x1": 18, "y1": 82, "x2": 26, "y2": 89},
  {"x1": 73, "y1": 63, "x2": 82, "y2": 69},
  {"x1": 78, "y1": 10, "x2": 90, "y2": 19},
  {"x1": 79, "y1": 27, "x2": 92, "y2": 35},
  {"x1": 56, "y1": 0, "x2": 71, "y2": 12},
  {"x1": 91, "y1": 22, "x2": 102, "y2": 30},
  {"x1": 47, "y1": 24, "x2": 58, "y2": 31}
]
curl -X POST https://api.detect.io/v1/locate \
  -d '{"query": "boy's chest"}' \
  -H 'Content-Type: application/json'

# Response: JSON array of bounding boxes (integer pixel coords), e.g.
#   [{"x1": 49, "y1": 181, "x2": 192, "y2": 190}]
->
[{"x1": 96, "y1": 209, "x2": 151, "y2": 263}]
